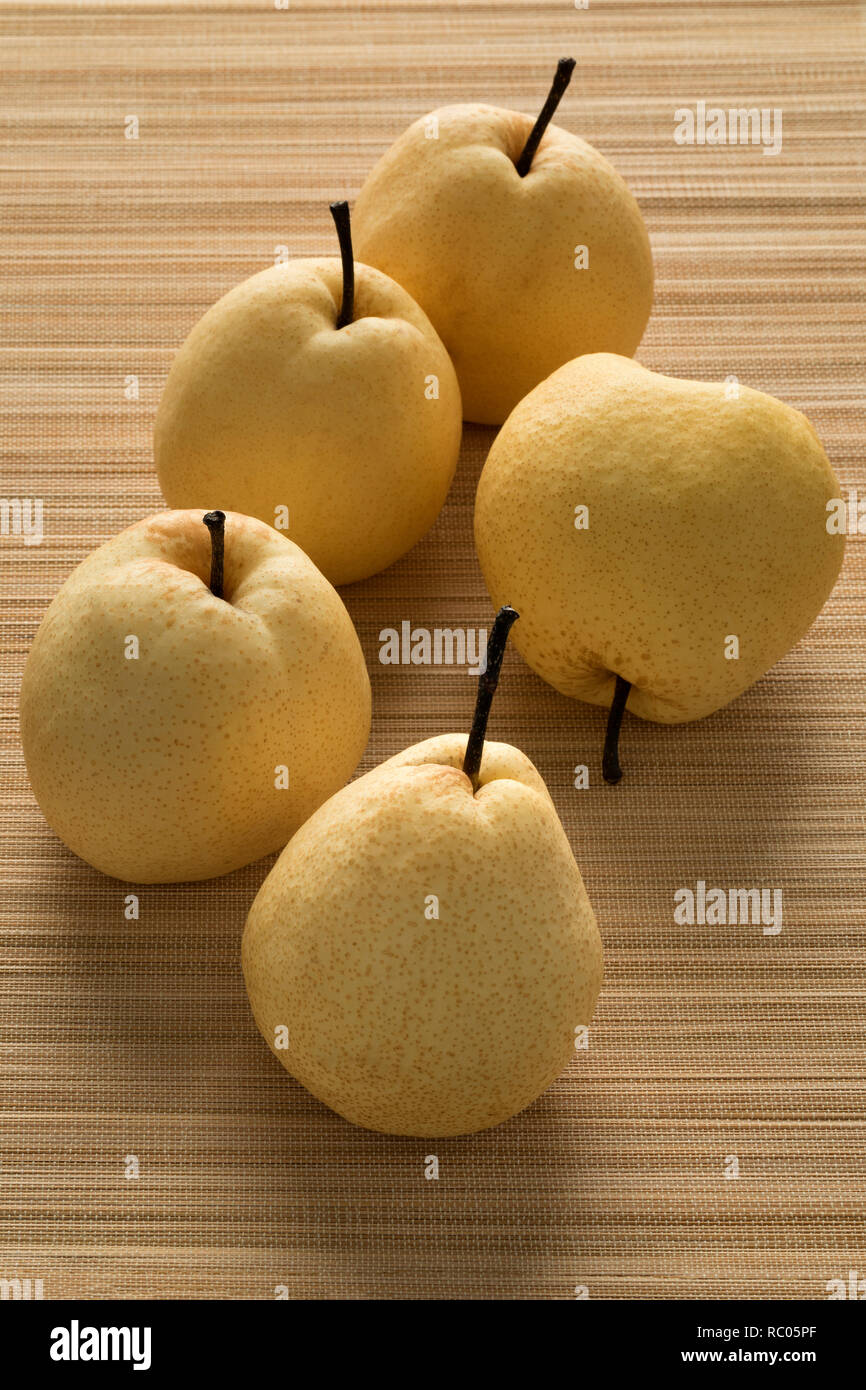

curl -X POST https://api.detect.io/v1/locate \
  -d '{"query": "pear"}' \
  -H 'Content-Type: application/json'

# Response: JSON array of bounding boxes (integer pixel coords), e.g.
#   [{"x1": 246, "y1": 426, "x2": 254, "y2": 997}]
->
[
  {"x1": 20, "y1": 510, "x2": 371, "y2": 882},
  {"x1": 155, "y1": 202, "x2": 462, "y2": 586},
  {"x1": 242, "y1": 607, "x2": 603, "y2": 1137},
  {"x1": 353, "y1": 59, "x2": 653, "y2": 424},
  {"x1": 474, "y1": 353, "x2": 846, "y2": 780}
]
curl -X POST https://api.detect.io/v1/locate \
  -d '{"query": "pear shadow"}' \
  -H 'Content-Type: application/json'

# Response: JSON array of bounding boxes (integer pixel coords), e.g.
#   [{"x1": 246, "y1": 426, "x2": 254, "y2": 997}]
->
[
  {"x1": 331, "y1": 422, "x2": 504, "y2": 774},
  {"x1": 499, "y1": 652, "x2": 832, "y2": 921},
  {"x1": 242, "y1": 1039, "x2": 604, "y2": 1298},
  {"x1": 26, "y1": 805, "x2": 605, "y2": 1297}
]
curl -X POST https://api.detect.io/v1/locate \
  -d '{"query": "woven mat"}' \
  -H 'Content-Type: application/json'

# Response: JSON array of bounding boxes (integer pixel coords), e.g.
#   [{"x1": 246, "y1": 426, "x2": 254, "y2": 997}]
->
[{"x1": 1, "y1": 0, "x2": 864, "y2": 1301}]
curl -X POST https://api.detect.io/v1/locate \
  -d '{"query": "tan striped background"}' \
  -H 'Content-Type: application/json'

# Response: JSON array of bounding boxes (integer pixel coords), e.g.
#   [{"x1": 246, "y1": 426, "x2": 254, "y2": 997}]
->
[{"x1": 1, "y1": 0, "x2": 864, "y2": 1299}]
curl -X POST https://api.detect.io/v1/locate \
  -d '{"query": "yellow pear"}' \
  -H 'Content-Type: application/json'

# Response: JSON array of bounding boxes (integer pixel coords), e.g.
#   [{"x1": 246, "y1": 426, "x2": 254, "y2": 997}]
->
[
  {"x1": 353, "y1": 59, "x2": 653, "y2": 424},
  {"x1": 155, "y1": 203, "x2": 462, "y2": 586},
  {"x1": 474, "y1": 353, "x2": 845, "y2": 779},
  {"x1": 242, "y1": 608, "x2": 603, "y2": 1137},
  {"x1": 20, "y1": 510, "x2": 371, "y2": 882}
]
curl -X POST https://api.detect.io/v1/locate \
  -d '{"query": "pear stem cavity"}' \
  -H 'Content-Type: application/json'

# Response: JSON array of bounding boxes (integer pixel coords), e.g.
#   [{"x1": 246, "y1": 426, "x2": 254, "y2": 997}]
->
[
  {"x1": 203, "y1": 510, "x2": 226, "y2": 599},
  {"x1": 330, "y1": 199, "x2": 355, "y2": 329},
  {"x1": 602, "y1": 675, "x2": 631, "y2": 785},
  {"x1": 463, "y1": 605, "x2": 520, "y2": 788},
  {"x1": 515, "y1": 57, "x2": 576, "y2": 177}
]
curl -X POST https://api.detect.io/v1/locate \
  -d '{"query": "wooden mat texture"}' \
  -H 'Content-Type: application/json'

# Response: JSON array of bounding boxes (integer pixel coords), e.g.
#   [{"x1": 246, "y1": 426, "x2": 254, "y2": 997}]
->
[{"x1": 1, "y1": 0, "x2": 864, "y2": 1301}]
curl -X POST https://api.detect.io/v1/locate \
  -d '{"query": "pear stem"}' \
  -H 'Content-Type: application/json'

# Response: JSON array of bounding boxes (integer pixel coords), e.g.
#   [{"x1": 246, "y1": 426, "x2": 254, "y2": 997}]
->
[
  {"x1": 602, "y1": 675, "x2": 631, "y2": 784},
  {"x1": 203, "y1": 510, "x2": 226, "y2": 599},
  {"x1": 330, "y1": 200, "x2": 355, "y2": 329},
  {"x1": 462, "y1": 606, "x2": 520, "y2": 787},
  {"x1": 515, "y1": 57, "x2": 576, "y2": 177}
]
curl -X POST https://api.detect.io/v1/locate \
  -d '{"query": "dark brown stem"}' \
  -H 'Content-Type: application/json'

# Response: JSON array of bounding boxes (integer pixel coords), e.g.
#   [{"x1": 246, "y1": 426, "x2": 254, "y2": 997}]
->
[
  {"x1": 602, "y1": 675, "x2": 631, "y2": 784},
  {"x1": 462, "y1": 606, "x2": 520, "y2": 787},
  {"x1": 330, "y1": 200, "x2": 355, "y2": 328},
  {"x1": 203, "y1": 511, "x2": 226, "y2": 599},
  {"x1": 515, "y1": 57, "x2": 576, "y2": 176}
]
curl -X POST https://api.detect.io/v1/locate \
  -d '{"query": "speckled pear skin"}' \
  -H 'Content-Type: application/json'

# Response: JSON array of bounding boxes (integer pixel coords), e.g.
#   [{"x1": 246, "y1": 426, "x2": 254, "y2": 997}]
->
[
  {"x1": 154, "y1": 259, "x2": 462, "y2": 586},
  {"x1": 474, "y1": 354, "x2": 846, "y2": 724},
  {"x1": 242, "y1": 733, "x2": 603, "y2": 1137},
  {"x1": 352, "y1": 104, "x2": 653, "y2": 425},
  {"x1": 20, "y1": 510, "x2": 371, "y2": 883}
]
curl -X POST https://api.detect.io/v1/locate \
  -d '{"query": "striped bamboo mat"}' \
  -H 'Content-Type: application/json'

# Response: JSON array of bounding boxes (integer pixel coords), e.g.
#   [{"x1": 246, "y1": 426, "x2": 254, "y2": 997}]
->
[{"x1": 1, "y1": 0, "x2": 864, "y2": 1299}]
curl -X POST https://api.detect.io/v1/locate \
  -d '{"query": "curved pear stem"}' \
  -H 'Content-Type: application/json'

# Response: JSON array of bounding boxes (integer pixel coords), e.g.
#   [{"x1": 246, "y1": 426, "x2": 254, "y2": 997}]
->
[
  {"x1": 203, "y1": 510, "x2": 226, "y2": 599},
  {"x1": 515, "y1": 57, "x2": 576, "y2": 176},
  {"x1": 462, "y1": 606, "x2": 520, "y2": 788},
  {"x1": 602, "y1": 675, "x2": 631, "y2": 785},
  {"x1": 330, "y1": 200, "x2": 355, "y2": 328}
]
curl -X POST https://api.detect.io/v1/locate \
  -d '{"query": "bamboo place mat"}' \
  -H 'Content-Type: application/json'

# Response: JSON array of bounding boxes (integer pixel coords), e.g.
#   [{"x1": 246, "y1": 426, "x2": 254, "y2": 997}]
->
[{"x1": 1, "y1": 0, "x2": 864, "y2": 1302}]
